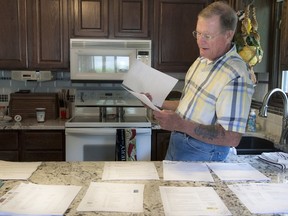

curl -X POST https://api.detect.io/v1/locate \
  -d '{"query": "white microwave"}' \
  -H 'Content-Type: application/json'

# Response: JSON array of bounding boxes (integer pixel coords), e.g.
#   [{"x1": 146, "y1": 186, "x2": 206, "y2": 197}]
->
[{"x1": 70, "y1": 39, "x2": 152, "y2": 81}]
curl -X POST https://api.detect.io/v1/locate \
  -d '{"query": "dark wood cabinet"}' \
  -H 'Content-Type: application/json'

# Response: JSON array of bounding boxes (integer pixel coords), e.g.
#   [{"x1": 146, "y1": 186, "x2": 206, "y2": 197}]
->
[
  {"x1": 0, "y1": 0, "x2": 69, "y2": 70},
  {"x1": 151, "y1": 129, "x2": 171, "y2": 161},
  {"x1": 0, "y1": 0, "x2": 27, "y2": 69},
  {"x1": 20, "y1": 130, "x2": 65, "y2": 161},
  {"x1": 71, "y1": 0, "x2": 150, "y2": 38},
  {"x1": 153, "y1": 0, "x2": 212, "y2": 73},
  {"x1": 0, "y1": 130, "x2": 65, "y2": 162},
  {"x1": 0, "y1": 130, "x2": 19, "y2": 161}
]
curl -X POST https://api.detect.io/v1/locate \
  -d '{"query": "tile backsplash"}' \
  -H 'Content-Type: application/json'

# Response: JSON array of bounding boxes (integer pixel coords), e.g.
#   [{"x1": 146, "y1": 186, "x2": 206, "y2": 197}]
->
[{"x1": 1, "y1": 70, "x2": 284, "y2": 138}]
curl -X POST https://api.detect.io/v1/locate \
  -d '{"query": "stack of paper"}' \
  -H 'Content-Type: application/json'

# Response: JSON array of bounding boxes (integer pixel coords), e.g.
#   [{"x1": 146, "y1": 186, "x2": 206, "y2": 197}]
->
[
  {"x1": 228, "y1": 183, "x2": 288, "y2": 214},
  {"x1": 77, "y1": 182, "x2": 144, "y2": 213},
  {"x1": 102, "y1": 161, "x2": 159, "y2": 180},
  {"x1": 160, "y1": 186, "x2": 231, "y2": 215},
  {"x1": 258, "y1": 152, "x2": 288, "y2": 170},
  {"x1": 206, "y1": 163, "x2": 270, "y2": 181},
  {"x1": 0, "y1": 183, "x2": 81, "y2": 216},
  {"x1": 0, "y1": 160, "x2": 41, "y2": 180},
  {"x1": 163, "y1": 160, "x2": 214, "y2": 182}
]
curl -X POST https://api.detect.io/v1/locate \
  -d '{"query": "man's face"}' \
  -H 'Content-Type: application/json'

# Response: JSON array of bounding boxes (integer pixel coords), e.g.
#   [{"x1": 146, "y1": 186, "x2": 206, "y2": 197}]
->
[{"x1": 195, "y1": 16, "x2": 233, "y2": 61}]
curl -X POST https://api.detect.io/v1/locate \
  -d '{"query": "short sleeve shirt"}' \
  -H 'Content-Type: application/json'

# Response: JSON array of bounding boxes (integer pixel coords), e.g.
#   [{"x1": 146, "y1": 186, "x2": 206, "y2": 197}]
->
[{"x1": 176, "y1": 45, "x2": 255, "y2": 134}]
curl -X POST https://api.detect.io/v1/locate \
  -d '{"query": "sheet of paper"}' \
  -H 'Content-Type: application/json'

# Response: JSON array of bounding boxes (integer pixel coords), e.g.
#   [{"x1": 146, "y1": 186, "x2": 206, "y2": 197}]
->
[
  {"x1": 0, "y1": 160, "x2": 41, "y2": 180},
  {"x1": 102, "y1": 161, "x2": 159, "y2": 180},
  {"x1": 206, "y1": 162, "x2": 270, "y2": 182},
  {"x1": 122, "y1": 85, "x2": 161, "y2": 111},
  {"x1": 163, "y1": 160, "x2": 214, "y2": 182},
  {"x1": 0, "y1": 182, "x2": 81, "y2": 216},
  {"x1": 77, "y1": 182, "x2": 144, "y2": 213},
  {"x1": 160, "y1": 186, "x2": 231, "y2": 216},
  {"x1": 122, "y1": 60, "x2": 178, "y2": 108},
  {"x1": 228, "y1": 183, "x2": 288, "y2": 214}
]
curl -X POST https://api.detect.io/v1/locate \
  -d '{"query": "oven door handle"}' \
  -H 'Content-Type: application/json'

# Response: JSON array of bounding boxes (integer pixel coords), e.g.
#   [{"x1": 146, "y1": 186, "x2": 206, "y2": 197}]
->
[{"x1": 65, "y1": 128, "x2": 151, "y2": 136}]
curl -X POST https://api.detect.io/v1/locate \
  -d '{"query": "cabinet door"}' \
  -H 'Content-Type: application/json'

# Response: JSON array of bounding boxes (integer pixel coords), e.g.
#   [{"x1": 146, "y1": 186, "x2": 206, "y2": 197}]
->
[
  {"x1": 280, "y1": 0, "x2": 288, "y2": 70},
  {"x1": 0, "y1": 130, "x2": 19, "y2": 161},
  {"x1": 153, "y1": 0, "x2": 212, "y2": 72},
  {"x1": 113, "y1": 0, "x2": 149, "y2": 38},
  {"x1": 28, "y1": 0, "x2": 69, "y2": 69},
  {"x1": 20, "y1": 130, "x2": 65, "y2": 161},
  {"x1": 151, "y1": 130, "x2": 171, "y2": 161},
  {"x1": 72, "y1": 0, "x2": 109, "y2": 37},
  {"x1": 0, "y1": 0, "x2": 28, "y2": 69}
]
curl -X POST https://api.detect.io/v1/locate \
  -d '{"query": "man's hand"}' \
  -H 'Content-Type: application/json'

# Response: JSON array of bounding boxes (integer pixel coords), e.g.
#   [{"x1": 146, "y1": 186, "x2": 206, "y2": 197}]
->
[{"x1": 153, "y1": 110, "x2": 182, "y2": 131}]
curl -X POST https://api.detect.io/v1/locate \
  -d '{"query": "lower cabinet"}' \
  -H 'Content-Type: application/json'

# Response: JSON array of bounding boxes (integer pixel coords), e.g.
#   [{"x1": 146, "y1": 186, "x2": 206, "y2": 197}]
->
[
  {"x1": 151, "y1": 129, "x2": 171, "y2": 161},
  {"x1": 20, "y1": 130, "x2": 65, "y2": 161},
  {"x1": 0, "y1": 130, "x2": 19, "y2": 161},
  {"x1": 0, "y1": 130, "x2": 65, "y2": 162}
]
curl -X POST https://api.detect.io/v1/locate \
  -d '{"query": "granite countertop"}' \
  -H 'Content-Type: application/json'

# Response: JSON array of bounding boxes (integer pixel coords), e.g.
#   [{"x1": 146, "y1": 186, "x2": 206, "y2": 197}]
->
[
  {"x1": 0, "y1": 118, "x2": 66, "y2": 130},
  {"x1": 0, "y1": 155, "x2": 287, "y2": 216}
]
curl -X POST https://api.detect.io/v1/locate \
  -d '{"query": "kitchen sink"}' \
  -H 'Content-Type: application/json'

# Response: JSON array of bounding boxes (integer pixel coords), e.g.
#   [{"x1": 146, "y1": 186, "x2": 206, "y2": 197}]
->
[{"x1": 236, "y1": 136, "x2": 280, "y2": 155}]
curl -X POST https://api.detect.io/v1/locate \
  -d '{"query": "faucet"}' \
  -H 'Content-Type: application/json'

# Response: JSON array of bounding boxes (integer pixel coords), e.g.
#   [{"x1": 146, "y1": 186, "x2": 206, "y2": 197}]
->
[{"x1": 259, "y1": 88, "x2": 288, "y2": 146}]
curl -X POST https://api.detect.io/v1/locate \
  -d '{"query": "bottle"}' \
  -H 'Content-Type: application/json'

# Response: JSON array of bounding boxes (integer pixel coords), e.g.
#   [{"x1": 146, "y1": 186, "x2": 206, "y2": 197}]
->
[{"x1": 247, "y1": 109, "x2": 256, "y2": 132}]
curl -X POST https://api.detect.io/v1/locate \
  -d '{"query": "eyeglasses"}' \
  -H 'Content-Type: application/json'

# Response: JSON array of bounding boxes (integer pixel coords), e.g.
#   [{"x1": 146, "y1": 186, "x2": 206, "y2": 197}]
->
[{"x1": 192, "y1": 30, "x2": 222, "y2": 40}]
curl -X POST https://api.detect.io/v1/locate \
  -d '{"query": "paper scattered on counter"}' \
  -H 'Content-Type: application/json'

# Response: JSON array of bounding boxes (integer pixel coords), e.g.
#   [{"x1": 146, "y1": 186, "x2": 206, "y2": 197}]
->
[
  {"x1": 0, "y1": 160, "x2": 41, "y2": 180},
  {"x1": 163, "y1": 160, "x2": 214, "y2": 182},
  {"x1": 206, "y1": 162, "x2": 270, "y2": 182},
  {"x1": 0, "y1": 182, "x2": 81, "y2": 216},
  {"x1": 102, "y1": 161, "x2": 159, "y2": 180},
  {"x1": 258, "y1": 152, "x2": 288, "y2": 170},
  {"x1": 160, "y1": 186, "x2": 231, "y2": 216},
  {"x1": 228, "y1": 183, "x2": 288, "y2": 214},
  {"x1": 77, "y1": 182, "x2": 144, "y2": 213},
  {"x1": 122, "y1": 60, "x2": 178, "y2": 109}
]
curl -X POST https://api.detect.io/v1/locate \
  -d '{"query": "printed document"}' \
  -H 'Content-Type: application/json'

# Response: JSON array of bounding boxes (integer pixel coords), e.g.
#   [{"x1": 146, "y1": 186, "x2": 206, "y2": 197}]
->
[
  {"x1": 228, "y1": 183, "x2": 288, "y2": 214},
  {"x1": 163, "y1": 160, "x2": 214, "y2": 182},
  {"x1": 0, "y1": 160, "x2": 41, "y2": 180},
  {"x1": 122, "y1": 60, "x2": 178, "y2": 110},
  {"x1": 0, "y1": 182, "x2": 81, "y2": 216},
  {"x1": 160, "y1": 186, "x2": 231, "y2": 216},
  {"x1": 102, "y1": 161, "x2": 159, "y2": 180},
  {"x1": 77, "y1": 182, "x2": 144, "y2": 213},
  {"x1": 206, "y1": 162, "x2": 270, "y2": 181}
]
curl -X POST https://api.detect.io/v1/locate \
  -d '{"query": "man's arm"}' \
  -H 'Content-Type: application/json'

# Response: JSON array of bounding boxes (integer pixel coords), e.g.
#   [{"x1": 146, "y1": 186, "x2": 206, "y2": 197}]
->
[{"x1": 153, "y1": 110, "x2": 242, "y2": 147}]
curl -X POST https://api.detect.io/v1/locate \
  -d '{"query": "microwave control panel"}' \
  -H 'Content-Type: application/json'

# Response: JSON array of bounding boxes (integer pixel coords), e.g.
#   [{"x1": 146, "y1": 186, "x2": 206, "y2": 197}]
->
[{"x1": 137, "y1": 51, "x2": 151, "y2": 66}]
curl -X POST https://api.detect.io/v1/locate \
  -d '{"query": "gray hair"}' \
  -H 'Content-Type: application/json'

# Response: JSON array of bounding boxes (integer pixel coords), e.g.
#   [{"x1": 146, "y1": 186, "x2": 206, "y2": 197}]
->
[{"x1": 198, "y1": 1, "x2": 238, "y2": 32}]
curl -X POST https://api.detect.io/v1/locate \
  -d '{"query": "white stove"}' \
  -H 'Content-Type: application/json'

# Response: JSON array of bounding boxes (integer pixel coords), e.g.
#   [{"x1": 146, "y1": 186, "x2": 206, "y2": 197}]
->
[{"x1": 65, "y1": 89, "x2": 152, "y2": 161}]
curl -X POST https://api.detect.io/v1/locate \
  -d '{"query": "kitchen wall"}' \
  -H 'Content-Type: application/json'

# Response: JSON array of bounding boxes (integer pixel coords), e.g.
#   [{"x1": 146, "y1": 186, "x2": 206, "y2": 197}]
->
[
  {"x1": 0, "y1": 69, "x2": 269, "y2": 106},
  {"x1": 0, "y1": 70, "x2": 186, "y2": 110}
]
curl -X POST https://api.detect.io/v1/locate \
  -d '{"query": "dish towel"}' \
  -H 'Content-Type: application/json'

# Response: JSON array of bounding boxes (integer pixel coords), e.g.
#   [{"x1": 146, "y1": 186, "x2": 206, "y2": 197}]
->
[{"x1": 115, "y1": 129, "x2": 137, "y2": 161}]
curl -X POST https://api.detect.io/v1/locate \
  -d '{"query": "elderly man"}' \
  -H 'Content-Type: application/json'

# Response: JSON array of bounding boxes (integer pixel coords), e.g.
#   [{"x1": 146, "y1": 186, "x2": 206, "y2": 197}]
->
[{"x1": 153, "y1": 1, "x2": 254, "y2": 161}]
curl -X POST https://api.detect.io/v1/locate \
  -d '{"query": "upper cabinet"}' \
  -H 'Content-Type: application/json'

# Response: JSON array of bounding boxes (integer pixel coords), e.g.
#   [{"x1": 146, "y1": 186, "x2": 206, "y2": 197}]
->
[
  {"x1": 71, "y1": 0, "x2": 150, "y2": 38},
  {"x1": 153, "y1": 0, "x2": 212, "y2": 73},
  {"x1": 280, "y1": 0, "x2": 288, "y2": 70},
  {"x1": 0, "y1": 0, "x2": 69, "y2": 70},
  {"x1": 0, "y1": 0, "x2": 27, "y2": 69}
]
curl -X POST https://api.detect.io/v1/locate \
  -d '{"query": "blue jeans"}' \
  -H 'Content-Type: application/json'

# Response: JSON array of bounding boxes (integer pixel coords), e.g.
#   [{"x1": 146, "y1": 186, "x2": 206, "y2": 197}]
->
[{"x1": 165, "y1": 131, "x2": 230, "y2": 161}]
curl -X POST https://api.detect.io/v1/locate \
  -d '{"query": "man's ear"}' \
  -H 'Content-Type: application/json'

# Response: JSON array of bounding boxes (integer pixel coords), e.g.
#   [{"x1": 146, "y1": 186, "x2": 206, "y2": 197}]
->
[{"x1": 226, "y1": 30, "x2": 235, "y2": 41}]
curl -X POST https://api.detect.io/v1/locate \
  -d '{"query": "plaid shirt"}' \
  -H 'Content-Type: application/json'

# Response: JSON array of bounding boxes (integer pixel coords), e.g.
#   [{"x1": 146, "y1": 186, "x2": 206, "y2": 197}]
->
[{"x1": 176, "y1": 45, "x2": 254, "y2": 133}]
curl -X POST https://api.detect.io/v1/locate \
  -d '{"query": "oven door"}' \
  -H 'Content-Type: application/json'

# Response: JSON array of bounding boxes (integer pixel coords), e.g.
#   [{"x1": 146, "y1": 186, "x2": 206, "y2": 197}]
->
[{"x1": 65, "y1": 127, "x2": 151, "y2": 161}]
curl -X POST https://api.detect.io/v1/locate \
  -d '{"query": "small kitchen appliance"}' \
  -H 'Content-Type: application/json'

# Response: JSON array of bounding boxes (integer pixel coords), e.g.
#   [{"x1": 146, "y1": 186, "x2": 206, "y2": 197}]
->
[{"x1": 70, "y1": 39, "x2": 151, "y2": 81}]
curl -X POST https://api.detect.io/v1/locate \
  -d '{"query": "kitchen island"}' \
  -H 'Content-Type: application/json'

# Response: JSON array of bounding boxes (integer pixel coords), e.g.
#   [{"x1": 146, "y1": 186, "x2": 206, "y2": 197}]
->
[{"x1": 0, "y1": 155, "x2": 287, "y2": 216}]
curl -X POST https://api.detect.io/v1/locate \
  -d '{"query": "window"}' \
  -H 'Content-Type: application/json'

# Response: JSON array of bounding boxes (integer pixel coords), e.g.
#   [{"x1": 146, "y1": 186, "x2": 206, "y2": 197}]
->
[{"x1": 282, "y1": 70, "x2": 288, "y2": 92}]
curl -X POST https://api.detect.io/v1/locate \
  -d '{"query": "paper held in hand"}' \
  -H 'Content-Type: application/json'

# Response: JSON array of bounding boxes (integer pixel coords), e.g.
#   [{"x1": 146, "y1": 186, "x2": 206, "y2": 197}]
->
[{"x1": 122, "y1": 61, "x2": 178, "y2": 111}]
